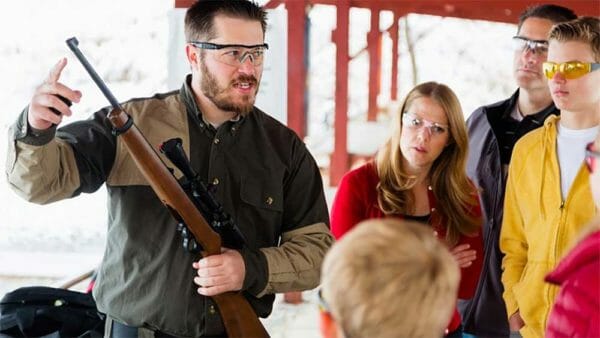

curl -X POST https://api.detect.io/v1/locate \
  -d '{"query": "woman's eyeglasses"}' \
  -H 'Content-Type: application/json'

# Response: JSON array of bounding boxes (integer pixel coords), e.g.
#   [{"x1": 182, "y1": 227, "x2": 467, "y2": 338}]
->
[
  {"x1": 542, "y1": 61, "x2": 600, "y2": 80},
  {"x1": 402, "y1": 112, "x2": 449, "y2": 136},
  {"x1": 585, "y1": 141, "x2": 600, "y2": 173}
]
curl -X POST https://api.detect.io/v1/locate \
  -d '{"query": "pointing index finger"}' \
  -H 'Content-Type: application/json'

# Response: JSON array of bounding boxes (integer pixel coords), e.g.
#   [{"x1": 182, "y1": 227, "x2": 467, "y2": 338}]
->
[{"x1": 46, "y1": 58, "x2": 67, "y2": 84}]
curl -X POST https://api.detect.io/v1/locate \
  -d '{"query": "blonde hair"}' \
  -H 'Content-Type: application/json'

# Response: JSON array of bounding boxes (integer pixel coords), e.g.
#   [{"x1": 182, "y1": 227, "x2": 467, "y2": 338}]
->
[
  {"x1": 375, "y1": 81, "x2": 480, "y2": 246},
  {"x1": 320, "y1": 218, "x2": 460, "y2": 338},
  {"x1": 548, "y1": 16, "x2": 600, "y2": 62}
]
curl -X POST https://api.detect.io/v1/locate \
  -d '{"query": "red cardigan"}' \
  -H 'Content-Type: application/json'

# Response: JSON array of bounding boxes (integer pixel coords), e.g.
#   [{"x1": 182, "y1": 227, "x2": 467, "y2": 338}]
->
[
  {"x1": 545, "y1": 230, "x2": 600, "y2": 338},
  {"x1": 330, "y1": 162, "x2": 484, "y2": 333}
]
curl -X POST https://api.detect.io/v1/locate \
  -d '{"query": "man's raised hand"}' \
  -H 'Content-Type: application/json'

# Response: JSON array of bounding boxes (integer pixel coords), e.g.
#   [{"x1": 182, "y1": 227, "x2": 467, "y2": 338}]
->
[{"x1": 28, "y1": 58, "x2": 82, "y2": 130}]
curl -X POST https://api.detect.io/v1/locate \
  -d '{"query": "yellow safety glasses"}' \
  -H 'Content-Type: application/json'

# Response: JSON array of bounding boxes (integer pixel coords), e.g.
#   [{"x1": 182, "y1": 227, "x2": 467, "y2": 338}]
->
[{"x1": 542, "y1": 61, "x2": 600, "y2": 80}]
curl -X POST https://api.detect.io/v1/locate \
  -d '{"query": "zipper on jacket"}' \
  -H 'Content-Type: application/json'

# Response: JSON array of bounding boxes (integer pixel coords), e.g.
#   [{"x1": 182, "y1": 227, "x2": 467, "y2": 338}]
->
[
  {"x1": 554, "y1": 200, "x2": 565, "y2": 262},
  {"x1": 546, "y1": 199, "x2": 566, "y2": 330}
]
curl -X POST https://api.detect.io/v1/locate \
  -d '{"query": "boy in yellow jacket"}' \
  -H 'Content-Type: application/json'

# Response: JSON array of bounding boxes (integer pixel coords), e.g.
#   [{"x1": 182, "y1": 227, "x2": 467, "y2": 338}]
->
[{"x1": 500, "y1": 16, "x2": 600, "y2": 337}]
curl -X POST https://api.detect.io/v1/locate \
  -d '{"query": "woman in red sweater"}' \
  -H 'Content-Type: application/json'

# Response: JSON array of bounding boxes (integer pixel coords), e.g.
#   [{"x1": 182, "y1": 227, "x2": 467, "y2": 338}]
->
[{"x1": 330, "y1": 82, "x2": 483, "y2": 336}]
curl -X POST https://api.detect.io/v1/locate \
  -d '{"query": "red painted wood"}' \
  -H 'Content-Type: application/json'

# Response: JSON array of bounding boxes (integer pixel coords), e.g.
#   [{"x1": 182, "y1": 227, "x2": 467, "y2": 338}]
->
[
  {"x1": 285, "y1": 0, "x2": 307, "y2": 138},
  {"x1": 178, "y1": 0, "x2": 598, "y2": 21},
  {"x1": 263, "y1": 0, "x2": 283, "y2": 9},
  {"x1": 300, "y1": 1, "x2": 598, "y2": 23},
  {"x1": 174, "y1": 0, "x2": 194, "y2": 8},
  {"x1": 330, "y1": 0, "x2": 351, "y2": 186},
  {"x1": 367, "y1": 7, "x2": 380, "y2": 122},
  {"x1": 390, "y1": 15, "x2": 399, "y2": 101}
]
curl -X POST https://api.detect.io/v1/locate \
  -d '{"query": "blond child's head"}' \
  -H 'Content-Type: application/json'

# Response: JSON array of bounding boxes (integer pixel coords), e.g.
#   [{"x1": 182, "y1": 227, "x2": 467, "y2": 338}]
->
[{"x1": 320, "y1": 218, "x2": 460, "y2": 338}]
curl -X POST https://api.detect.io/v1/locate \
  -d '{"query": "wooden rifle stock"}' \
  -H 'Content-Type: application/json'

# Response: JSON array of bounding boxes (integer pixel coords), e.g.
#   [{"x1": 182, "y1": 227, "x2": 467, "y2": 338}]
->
[{"x1": 107, "y1": 108, "x2": 269, "y2": 338}]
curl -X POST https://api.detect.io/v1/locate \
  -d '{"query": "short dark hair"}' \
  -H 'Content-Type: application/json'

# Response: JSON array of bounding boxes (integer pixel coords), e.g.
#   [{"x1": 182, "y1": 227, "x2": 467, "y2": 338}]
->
[
  {"x1": 184, "y1": 0, "x2": 267, "y2": 42},
  {"x1": 517, "y1": 4, "x2": 577, "y2": 33}
]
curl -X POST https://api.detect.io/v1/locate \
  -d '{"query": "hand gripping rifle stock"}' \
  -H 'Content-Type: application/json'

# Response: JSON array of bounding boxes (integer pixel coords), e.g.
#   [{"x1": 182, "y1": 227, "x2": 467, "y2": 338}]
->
[{"x1": 66, "y1": 37, "x2": 269, "y2": 338}]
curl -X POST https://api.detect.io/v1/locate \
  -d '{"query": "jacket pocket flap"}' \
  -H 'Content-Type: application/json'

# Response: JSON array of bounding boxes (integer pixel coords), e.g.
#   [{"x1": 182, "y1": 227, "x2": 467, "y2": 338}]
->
[{"x1": 240, "y1": 178, "x2": 283, "y2": 212}]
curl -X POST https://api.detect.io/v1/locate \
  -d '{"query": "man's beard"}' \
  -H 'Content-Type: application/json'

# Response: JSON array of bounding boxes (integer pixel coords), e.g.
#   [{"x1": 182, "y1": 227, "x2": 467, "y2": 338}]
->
[{"x1": 200, "y1": 59, "x2": 259, "y2": 115}]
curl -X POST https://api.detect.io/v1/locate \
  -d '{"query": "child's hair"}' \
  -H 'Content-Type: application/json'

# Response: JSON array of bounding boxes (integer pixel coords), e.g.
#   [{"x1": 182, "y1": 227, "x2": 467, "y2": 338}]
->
[{"x1": 320, "y1": 218, "x2": 460, "y2": 338}]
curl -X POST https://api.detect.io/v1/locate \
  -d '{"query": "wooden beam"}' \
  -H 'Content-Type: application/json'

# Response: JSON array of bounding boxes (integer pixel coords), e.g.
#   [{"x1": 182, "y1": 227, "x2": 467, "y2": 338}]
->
[
  {"x1": 305, "y1": 0, "x2": 599, "y2": 24},
  {"x1": 177, "y1": 0, "x2": 599, "y2": 22},
  {"x1": 330, "y1": 0, "x2": 350, "y2": 186},
  {"x1": 285, "y1": 0, "x2": 308, "y2": 138},
  {"x1": 175, "y1": 0, "x2": 195, "y2": 8},
  {"x1": 367, "y1": 6, "x2": 380, "y2": 122},
  {"x1": 390, "y1": 14, "x2": 399, "y2": 101},
  {"x1": 263, "y1": 0, "x2": 284, "y2": 9}
]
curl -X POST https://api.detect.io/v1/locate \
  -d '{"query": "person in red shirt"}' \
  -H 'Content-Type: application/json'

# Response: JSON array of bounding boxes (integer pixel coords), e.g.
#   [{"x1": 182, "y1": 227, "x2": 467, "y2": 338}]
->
[{"x1": 330, "y1": 81, "x2": 483, "y2": 336}]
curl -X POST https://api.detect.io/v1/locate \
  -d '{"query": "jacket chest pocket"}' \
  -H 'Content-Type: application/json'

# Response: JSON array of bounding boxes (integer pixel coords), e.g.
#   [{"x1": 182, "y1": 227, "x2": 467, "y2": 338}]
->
[
  {"x1": 238, "y1": 177, "x2": 284, "y2": 246},
  {"x1": 240, "y1": 177, "x2": 283, "y2": 212}
]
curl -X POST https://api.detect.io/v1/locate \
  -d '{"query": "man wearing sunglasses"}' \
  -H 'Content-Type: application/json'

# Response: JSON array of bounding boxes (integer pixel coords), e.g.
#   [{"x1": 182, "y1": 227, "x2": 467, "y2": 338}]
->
[
  {"x1": 500, "y1": 16, "x2": 599, "y2": 337},
  {"x1": 460, "y1": 4, "x2": 577, "y2": 338},
  {"x1": 5, "y1": 0, "x2": 333, "y2": 337}
]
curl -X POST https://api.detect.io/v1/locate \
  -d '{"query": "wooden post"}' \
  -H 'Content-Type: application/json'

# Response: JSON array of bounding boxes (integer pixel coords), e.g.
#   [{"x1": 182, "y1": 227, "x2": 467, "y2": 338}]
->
[
  {"x1": 330, "y1": 0, "x2": 350, "y2": 186},
  {"x1": 283, "y1": 0, "x2": 307, "y2": 304},
  {"x1": 284, "y1": 0, "x2": 308, "y2": 139},
  {"x1": 367, "y1": 6, "x2": 381, "y2": 121},
  {"x1": 390, "y1": 13, "x2": 399, "y2": 101}
]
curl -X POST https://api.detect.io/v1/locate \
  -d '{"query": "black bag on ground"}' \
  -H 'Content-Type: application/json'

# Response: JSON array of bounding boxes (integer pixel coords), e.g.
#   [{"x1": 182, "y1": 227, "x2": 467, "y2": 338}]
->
[{"x1": 0, "y1": 286, "x2": 105, "y2": 337}]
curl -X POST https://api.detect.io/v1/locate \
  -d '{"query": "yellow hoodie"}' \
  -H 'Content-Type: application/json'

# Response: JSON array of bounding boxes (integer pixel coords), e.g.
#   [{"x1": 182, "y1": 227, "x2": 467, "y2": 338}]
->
[{"x1": 500, "y1": 115, "x2": 596, "y2": 337}]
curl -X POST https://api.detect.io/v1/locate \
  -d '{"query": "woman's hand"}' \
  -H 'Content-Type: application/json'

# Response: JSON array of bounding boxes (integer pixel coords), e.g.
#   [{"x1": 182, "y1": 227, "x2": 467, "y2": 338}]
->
[{"x1": 450, "y1": 244, "x2": 477, "y2": 268}]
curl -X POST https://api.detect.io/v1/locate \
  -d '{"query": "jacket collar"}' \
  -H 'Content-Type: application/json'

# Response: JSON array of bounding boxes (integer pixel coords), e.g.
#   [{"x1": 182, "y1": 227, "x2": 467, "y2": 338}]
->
[{"x1": 503, "y1": 89, "x2": 558, "y2": 124}]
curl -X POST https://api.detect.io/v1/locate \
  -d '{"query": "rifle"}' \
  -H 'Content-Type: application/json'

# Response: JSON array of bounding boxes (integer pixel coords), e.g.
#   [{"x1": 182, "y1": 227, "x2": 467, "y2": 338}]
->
[
  {"x1": 66, "y1": 37, "x2": 270, "y2": 338},
  {"x1": 160, "y1": 137, "x2": 247, "y2": 252}
]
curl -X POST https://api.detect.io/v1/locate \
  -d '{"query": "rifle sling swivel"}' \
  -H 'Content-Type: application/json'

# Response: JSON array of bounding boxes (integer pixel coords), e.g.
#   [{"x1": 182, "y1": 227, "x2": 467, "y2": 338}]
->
[{"x1": 111, "y1": 113, "x2": 134, "y2": 136}]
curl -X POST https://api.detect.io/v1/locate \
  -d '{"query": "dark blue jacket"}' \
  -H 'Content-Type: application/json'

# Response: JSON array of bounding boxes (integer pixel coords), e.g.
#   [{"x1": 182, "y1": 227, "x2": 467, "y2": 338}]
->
[{"x1": 458, "y1": 90, "x2": 558, "y2": 337}]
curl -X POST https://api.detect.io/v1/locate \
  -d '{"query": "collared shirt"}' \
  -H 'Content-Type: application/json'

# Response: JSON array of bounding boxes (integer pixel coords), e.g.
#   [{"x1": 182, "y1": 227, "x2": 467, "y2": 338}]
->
[{"x1": 493, "y1": 93, "x2": 556, "y2": 168}]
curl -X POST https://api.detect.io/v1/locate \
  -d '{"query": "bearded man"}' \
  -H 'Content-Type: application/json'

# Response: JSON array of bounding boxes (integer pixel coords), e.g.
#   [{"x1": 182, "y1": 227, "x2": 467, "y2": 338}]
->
[{"x1": 5, "y1": 1, "x2": 333, "y2": 336}]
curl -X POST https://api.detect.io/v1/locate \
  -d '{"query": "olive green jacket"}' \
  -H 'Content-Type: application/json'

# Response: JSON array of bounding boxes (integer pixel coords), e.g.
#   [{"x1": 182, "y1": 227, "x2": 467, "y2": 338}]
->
[{"x1": 6, "y1": 78, "x2": 333, "y2": 337}]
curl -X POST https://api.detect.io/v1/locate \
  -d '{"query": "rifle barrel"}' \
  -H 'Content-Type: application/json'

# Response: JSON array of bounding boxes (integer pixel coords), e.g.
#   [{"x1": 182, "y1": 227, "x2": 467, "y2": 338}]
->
[{"x1": 66, "y1": 37, "x2": 121, "y2": 109}]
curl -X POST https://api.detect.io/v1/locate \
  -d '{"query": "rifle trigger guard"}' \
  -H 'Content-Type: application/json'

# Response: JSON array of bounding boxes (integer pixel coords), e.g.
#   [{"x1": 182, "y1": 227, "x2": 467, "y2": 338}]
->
[{"x1": 111, "y1": 114, "x2": 134, "y2": 136}]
